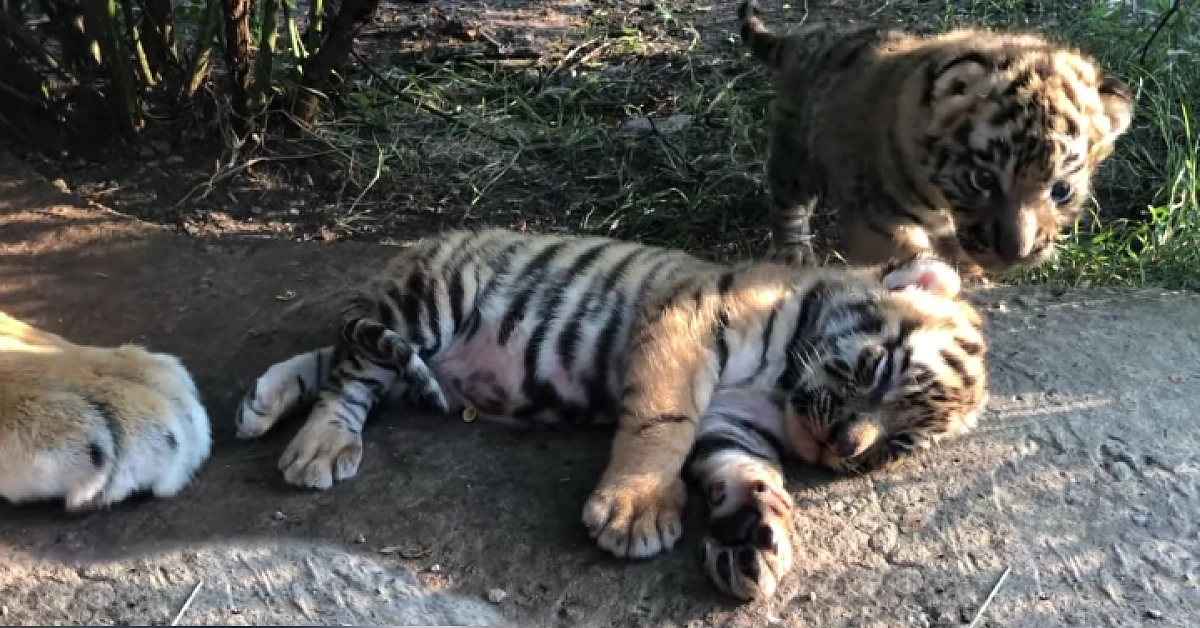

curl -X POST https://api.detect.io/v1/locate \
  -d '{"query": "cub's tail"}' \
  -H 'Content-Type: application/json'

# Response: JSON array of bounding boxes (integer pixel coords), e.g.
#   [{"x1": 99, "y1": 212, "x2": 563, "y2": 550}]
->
[{"x1": 737, "y1": 1, "x2": 784, "y2": 66}]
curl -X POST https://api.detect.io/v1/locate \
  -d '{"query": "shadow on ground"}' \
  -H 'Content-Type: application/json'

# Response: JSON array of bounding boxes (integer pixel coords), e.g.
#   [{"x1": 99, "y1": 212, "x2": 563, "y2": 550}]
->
[{"x1": 1, "y1": 153, "x2": 1198, "y2": 627}]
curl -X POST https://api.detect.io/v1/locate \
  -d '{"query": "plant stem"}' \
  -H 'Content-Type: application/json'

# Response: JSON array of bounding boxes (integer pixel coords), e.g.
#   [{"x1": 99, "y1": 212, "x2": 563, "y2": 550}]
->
[
  {"x1": 81, "y1": 0, "x2": 143, "y2": 134},
  {"x1": 184, "y1": 0, "x2": 221, "y2": 96},
  {"x1": 119, "y1": 0, "x2": 157, "y2": 86},
  {"x1": 252, "y1": 0, "x2": 280, "y2": 105}
]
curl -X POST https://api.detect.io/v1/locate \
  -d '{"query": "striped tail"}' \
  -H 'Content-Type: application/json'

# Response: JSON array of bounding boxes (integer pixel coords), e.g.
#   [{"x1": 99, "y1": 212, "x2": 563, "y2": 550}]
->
[{"x1": 737, "y1": 1, "x2": 782, "y2": 64}]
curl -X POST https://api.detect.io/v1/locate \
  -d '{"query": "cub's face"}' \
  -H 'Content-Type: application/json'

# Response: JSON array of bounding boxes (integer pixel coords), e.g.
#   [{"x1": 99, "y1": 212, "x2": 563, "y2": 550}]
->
[
  {"x1": 921, "y1": 43, "x2": 1134, "y2": 271},
  {"x1": 785, "y1": 256, "x2": 989, "y2": 472}
]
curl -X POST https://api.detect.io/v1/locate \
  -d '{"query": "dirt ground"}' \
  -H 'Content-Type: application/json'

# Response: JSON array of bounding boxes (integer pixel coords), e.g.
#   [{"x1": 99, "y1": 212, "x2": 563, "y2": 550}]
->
[{"x1": 3, "y1": 142, "x2": 1200, "y2": 628}]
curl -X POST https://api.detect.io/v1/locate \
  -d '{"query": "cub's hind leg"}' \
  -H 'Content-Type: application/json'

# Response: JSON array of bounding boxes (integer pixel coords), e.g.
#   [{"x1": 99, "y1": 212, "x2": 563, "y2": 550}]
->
[
  {"x1": 236, "y1": 347, "x2": 338, "y2": 439},
  {"x1": 279, "y1": 352, "x2": 398, "y2": 489},
  {"x1": 688, "y1": 421, "x2": 795, "y2": 600},
  {"x1": 275, "y1": 273, "x2": 453, "y2": 489}
]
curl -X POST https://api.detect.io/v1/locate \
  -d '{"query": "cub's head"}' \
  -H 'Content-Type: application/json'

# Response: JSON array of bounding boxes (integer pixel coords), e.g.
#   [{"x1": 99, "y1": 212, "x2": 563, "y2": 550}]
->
[
  {"x1": 917, "y1": 32, "x2": 1134, "y2": 270},
  {"x1": 785, "y1": 255, "x2": 989, "y2": 472}
]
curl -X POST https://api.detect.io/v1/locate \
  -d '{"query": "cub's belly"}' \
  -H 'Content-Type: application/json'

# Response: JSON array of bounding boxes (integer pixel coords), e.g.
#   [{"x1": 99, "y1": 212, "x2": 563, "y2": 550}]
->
[{"x1": 428, "y1": 325, "x2": 607, "y2": 425}]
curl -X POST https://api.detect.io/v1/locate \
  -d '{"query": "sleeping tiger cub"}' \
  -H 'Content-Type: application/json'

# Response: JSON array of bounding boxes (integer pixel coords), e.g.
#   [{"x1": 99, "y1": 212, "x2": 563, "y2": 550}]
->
[
  {"x1": 0, "y1": 311, "x2": 211, "y2": 510},
  {"x1": 236, "y1": 229, "x2": 988, "y2": 599},
  {"x1": 737, "y1": 0, "x2": 1134, "y2": 276}
]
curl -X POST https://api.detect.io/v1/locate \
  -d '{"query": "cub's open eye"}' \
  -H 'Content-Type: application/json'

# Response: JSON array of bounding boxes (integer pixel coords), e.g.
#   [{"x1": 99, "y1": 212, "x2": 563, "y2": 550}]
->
[
  {"x1": 1049, "y1": 181, "x2": 1074, "y2": 204},
  {"x1": 969, "y1": 169, "x2": 999, "y2": 195}
]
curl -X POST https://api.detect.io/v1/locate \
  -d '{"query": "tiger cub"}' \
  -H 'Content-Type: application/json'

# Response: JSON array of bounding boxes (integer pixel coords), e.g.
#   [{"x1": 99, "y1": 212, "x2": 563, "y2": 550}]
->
[
  {"x1": 737, "y1": 0, "x2": 1134, "y2": 276},
  {"x1": 235, "y1": 229, "x2": 988, "y2": 599},
  {"x1": 0, "y1": 311, "x2": 211, "y2": 510}
]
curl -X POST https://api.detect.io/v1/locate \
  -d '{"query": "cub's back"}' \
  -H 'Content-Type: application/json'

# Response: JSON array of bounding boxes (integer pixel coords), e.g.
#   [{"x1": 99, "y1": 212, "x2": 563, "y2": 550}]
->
[{"x1": 374, "y1": 229, "x2": 721, "y2": 328}]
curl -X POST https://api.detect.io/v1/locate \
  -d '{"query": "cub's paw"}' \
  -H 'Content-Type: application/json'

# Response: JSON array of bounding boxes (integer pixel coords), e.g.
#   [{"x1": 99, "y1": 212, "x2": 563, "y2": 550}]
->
[
  {"x1": 279, "y1": 416, "x2": 362, "y2": 490},
  {"x1": 582, "y1": 476, "x2": 686, "y2": 559},
  {"x1": 702, "y1": 475, "x2": 795, "y2": 600},
  {"x1": 236, "y1": 371, "x2": 303, "y2": 439}
]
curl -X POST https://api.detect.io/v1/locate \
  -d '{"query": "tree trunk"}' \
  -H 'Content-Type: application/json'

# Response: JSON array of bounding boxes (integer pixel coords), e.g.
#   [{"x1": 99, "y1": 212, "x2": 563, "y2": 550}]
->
[
  {"x1": 291, "y1": 0, "x2": 379, "y2": 123},
  {"x1": 220, "y1": 0, "x2": 254, "y2": 133}
]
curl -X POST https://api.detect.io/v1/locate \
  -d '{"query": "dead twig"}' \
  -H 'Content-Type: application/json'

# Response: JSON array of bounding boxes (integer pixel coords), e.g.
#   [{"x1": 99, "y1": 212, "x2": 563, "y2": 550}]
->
[
  {"x1": 169, "y1": 581, "x2": 204, "y2": 626},
  {"x1": 0, "y1": 78, "x2": 48, "y2": 110},
  {"x1": 174, "y1": 152, "x2": 331, "y2": 208},
  {"x1": 1139, "y1": 0, "x2": 1184, "y2": 66},
  {"x1": 647, "y1": 116, "x2": 702, "y2": 180},
  {"x1": 967, "y1": 566, "x2": 1012, "y2": 628},
  {"x1": 420, "y1": 47, "x2": 543, "y2": 66}
]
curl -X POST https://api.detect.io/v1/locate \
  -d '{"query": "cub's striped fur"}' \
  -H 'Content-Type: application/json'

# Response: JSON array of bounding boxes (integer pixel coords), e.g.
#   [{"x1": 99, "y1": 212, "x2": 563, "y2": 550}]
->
[
  {"x1": 236, "y1": 229, "x2": 988, "y2": 600},
  {"x1": 738, "y1": 1, "x2": 1134, "y2": 276},
  {"x1": 0, "y1": 311, "x2": 211, "y2": 510}
]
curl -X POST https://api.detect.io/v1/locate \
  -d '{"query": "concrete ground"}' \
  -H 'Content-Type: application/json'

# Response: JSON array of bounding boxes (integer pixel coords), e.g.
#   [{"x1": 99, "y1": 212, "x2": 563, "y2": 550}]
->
[{"x1": 1, "y1": 152, "x2": 1197, "y2": 627}]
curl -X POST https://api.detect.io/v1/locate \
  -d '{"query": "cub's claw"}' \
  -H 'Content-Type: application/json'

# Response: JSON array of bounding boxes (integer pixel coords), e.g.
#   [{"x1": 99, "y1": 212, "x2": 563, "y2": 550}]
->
[{"x1": 582, "y1": 476, "x2": 687, "y2": 559}]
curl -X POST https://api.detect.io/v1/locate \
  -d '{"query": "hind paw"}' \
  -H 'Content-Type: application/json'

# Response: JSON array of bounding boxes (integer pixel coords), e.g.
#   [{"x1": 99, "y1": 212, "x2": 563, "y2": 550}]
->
[
  {"x1": 702, "y1": 475, "x2": 795, "y2": 600},
  {"x1": 279, "y1": 417, "x2": 362, "y2": 490},
  {"x1": 237, "y1": 372, "x2": 303, "y2": 439}
]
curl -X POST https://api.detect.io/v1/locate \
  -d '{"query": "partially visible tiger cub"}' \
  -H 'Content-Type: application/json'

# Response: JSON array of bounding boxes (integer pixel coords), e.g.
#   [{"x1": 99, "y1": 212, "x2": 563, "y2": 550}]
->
[
  {"x1": 236, "y1": 229, "x2": 988, "y2": 599},
  {"x1": 0, "y1": 311, "x2": 211, "y2": 509},
  {"x1": 737, "y1": 0, "x2": 1134, "y2": 276}
]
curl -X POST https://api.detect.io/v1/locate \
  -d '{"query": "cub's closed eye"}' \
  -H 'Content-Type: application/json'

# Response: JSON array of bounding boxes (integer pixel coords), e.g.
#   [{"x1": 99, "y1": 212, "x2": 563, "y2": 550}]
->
[
  {"x1": 1049, "y1": 181, "x2": 1073, "y2": 204},
  {"x1": 970, "y1": 169, "x2": 999, "y2": 194}
]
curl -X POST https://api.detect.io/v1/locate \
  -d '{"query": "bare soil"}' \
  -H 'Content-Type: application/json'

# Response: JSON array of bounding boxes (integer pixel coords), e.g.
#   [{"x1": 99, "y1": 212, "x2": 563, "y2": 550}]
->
[{"x1": 3, "y1": 145, "x2": 1200, "y2": 627}]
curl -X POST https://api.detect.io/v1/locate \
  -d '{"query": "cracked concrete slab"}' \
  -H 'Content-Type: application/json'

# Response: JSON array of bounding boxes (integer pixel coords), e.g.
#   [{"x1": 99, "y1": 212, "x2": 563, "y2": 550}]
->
[{"x1": 1, "y1": 152, "x2": 1198, "y2": 627}]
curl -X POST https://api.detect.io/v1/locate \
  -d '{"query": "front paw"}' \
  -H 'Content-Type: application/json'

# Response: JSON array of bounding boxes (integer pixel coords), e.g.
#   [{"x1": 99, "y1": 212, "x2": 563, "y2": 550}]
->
[
  {"x1": 702, "y1": 478, "x2": 795, "y2": 600},
  {"x1": 582, "y1": 476, "x2": 686, "y2": 559},
  {"x1": 279, "y1": 418, "x2": 362, "y2": 490}
]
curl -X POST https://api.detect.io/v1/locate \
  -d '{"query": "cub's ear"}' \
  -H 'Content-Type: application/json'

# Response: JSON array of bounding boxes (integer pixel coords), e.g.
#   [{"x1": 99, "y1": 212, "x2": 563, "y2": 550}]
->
[
  {"x1": 1092, "y1": 74, "x2": 1134, "y2": 161},
  {"x1": 880, "y1": 255, "x2": 962, "y2": 298}
]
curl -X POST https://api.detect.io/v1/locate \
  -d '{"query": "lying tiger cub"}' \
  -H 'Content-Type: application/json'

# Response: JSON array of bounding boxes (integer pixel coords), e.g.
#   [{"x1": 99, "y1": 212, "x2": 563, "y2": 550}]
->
[
  {"x1": 236, "y1": 229, "x2": 988, "y2": 599},
  {"x1": 0, "y1": 311, "x2": 211, "y2": 510}
]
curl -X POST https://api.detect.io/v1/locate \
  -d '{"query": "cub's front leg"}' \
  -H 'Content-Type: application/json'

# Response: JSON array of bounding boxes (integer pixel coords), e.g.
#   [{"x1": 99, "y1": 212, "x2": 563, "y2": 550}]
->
[
  {"x1": 582, "y1": 275, "x2": 725, "y2": 559},
  {"x1": 691, "y1": 440, "x2": 794, "y2": 600}
]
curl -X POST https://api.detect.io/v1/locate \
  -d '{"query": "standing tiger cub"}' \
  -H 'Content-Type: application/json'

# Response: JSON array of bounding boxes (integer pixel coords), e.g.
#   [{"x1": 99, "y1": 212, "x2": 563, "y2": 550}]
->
[
  {"x1": 737, "y1": 0, "x2": 1134, "y2": 276},
  {"x1": 237, "y1": 229, "x2": 988, "y2": 599},
  {"x1": 0, "y1": 311, "x2": 211, "y2": 509}
]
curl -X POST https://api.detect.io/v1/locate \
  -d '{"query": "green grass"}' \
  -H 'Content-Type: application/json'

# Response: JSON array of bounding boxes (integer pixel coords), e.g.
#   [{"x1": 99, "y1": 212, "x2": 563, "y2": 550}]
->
[
  {"x1": 306, "y1": 4, "x2": 775, "y2": 261},
  {"x1": 309, "y1": 0, "x2": 1197, "y2": 287},
  {"x1": 1033, "y1": 2, "x2": 1199, "y2": 289}
]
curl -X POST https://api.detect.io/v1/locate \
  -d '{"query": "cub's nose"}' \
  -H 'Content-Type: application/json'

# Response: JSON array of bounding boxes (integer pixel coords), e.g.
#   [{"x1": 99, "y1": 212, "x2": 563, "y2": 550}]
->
[{"x1": 830, "y1": 419, "x2": 882, "y2": 459}]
